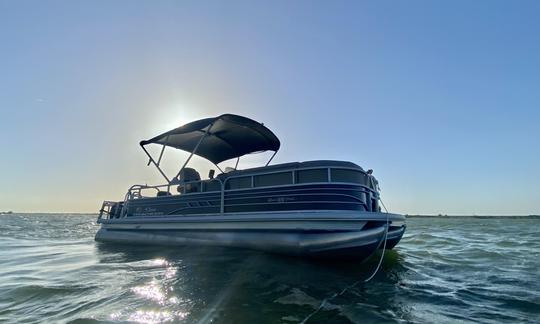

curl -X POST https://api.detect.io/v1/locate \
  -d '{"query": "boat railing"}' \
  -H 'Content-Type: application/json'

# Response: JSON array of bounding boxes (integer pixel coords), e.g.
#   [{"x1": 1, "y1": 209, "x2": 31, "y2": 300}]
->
[
  {"x1": 220, "y1": 166, "x2": 380, "y2": 212},
  {"x1": 221, "y1": 166, "x2": 379, "y2": 193},
  {"x1": 98, "y1": 201, "x2": 119, "y2": 220},
  {"x1": 124, "y1": 179, "x2": 224, "y2": 199},
  {"x1": 110, "y1": 165, "x2": 380, "y2": 216},
  {"x1": 122, "y1": 166, "x2": 377, "y2": 197}
]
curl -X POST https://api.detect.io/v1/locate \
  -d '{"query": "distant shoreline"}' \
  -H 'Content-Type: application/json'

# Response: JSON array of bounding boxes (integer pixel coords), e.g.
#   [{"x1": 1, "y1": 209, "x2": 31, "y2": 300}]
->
[{"x1": 406, "y1": 215, "x2": 540, "y2": 219}]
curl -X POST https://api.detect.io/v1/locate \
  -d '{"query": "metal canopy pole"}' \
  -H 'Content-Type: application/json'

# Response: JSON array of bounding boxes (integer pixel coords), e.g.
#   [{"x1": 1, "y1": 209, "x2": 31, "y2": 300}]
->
[
  {"x1": 156, "y1": 135, "x2": 169, "y2": 166},
  {"x1": 265, "y1": 151, "x2": 277, "y2": 166},
  {"x1": 140, "y1": 144, "x2": 170, "y2": 183},
  {"x1": 174, "y1": 123, "x2": 215, "y2": 180},
  {"x1": 214, "y1": 163, "x2": 225, "y2": 174}
]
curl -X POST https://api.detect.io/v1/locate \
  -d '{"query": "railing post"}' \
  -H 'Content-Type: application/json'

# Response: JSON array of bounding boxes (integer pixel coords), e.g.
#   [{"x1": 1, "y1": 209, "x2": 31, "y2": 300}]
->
[{"x1": 220, "y1": 179, "x2": 225, "y2": 214}]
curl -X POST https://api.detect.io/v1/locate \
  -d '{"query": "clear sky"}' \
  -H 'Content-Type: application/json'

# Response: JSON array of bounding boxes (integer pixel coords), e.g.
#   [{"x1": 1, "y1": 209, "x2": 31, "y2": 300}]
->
[{"x1": 1, "y1": 1, "x2": 539, "y2": 214}]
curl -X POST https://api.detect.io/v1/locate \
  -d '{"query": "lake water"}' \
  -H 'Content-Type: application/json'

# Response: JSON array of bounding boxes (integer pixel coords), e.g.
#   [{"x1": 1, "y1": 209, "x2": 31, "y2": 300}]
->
[{"x1": 0, "y1": 214, "x2": 538, "y2": 323}]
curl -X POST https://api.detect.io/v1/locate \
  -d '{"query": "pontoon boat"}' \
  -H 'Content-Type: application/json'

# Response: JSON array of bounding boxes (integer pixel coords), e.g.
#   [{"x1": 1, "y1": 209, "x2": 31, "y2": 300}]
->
[{"x1": 95, "y1": 114, "x2": 405, "y2": 260}]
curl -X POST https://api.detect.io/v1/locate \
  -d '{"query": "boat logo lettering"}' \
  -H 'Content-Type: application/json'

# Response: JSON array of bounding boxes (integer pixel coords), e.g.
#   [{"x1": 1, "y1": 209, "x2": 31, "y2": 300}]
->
[{"x1": 267, "y1": 197, "x2": 296, "y2": 203}]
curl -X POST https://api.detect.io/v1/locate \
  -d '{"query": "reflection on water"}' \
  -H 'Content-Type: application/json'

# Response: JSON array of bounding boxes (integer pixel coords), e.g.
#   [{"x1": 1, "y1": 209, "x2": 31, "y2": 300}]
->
[
  {"x1": 0, "y1": 214, "x2": 539, "y2": 323},
  {"x1": 120, "y1": 258, "x2": 185, "y2": 323},
  {"x1": 93, "y1": 242, "x2": 410, "y2": 323}
]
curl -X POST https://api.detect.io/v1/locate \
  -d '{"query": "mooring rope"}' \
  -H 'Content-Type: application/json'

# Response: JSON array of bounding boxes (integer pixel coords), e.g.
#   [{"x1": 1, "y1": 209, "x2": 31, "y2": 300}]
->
[{"x1": 299, "y1": 199, "x2": 391, "y2": 323}]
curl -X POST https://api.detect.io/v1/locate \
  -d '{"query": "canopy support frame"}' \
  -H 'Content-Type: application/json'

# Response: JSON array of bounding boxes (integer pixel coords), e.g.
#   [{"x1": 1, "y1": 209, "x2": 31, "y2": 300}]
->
[
  {"x1": 139, "y1": 114, "x2": 280, "y2": 181},
  {"x1": 266, "y1": 151, "x2": 277, "y2": 166},
  {"x1": 214, "y1": 163, "x2": 224, "y2": 174},
  {"x1": 173, "y1": 123, "x2": 215, "y2": 181},
  {"x1": 140, "y1": 144, "x2": 170, "y2": 183},
  {"x1": 156, "y1": 135, "x2": 169, "y2": 166}
]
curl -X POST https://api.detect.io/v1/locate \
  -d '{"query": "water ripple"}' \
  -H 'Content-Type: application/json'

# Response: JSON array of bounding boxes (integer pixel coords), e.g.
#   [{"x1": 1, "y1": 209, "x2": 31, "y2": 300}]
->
[{"x1": 0, "y1": 214, "x2": 539, "y2": 323}]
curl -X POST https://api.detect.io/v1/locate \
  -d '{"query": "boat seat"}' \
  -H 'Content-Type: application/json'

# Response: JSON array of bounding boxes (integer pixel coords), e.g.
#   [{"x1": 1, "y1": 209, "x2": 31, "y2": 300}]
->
[
  {"x1": 177, "y1": 182, "x2": 200, "y2": 194},
  {"x1": 170, "y1": 168, "x2": 202, "y2": 193},
  {"x1": 179, "y1": 168, "x2": 201, "y2": 182},
  {"x1": 170, "y1": 168, "x2": 201, "y2": 183}
]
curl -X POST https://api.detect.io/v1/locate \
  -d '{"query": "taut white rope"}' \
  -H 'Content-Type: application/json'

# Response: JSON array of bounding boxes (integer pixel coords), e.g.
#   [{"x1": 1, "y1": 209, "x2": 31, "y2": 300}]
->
[{"x1": 300, "y1": 198, "x2": 390, "y2": 323}]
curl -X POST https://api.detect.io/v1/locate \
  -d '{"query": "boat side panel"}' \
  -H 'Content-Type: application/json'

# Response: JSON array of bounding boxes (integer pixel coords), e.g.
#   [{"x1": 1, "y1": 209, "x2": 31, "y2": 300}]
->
[{"x1": 122, "y1": 184, "x2": 375, "y2": 217}]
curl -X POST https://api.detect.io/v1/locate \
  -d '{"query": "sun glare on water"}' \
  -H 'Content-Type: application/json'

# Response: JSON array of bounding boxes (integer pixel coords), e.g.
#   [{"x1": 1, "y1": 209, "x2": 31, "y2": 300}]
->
[{"x1": 109, "y1": 258, "x2": 187, "y2": 323}]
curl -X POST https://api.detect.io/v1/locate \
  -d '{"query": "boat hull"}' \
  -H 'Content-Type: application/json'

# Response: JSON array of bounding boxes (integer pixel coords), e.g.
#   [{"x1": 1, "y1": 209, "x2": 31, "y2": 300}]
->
[
  {"x1": 384, "y1": 225, "x2": 407, "y2": 250},
  {"x1": 95, "y1": 210, "x2": 405, "y2": 260}
]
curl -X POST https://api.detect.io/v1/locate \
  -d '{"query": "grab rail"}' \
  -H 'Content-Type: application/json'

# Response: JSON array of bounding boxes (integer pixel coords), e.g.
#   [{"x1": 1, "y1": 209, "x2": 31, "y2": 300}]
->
[{"x1": 98, "y1": 201, "x2": 118, "y2": 220}]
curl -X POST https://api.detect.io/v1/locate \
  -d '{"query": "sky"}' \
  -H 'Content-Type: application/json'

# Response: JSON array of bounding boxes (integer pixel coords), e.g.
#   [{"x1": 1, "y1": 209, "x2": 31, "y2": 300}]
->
[{"x1": 0, "y1": 1, "x2": 539, "y2": 214}]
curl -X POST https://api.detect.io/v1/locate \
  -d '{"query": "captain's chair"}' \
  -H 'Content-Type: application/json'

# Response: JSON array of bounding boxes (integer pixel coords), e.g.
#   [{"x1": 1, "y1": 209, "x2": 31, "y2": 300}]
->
[
  {"x1": 178, "y1": 168, "x2": 201, "y2": 182},
  {"x1": 173, "y1": 168, "x2": 201, "y2": 193}
]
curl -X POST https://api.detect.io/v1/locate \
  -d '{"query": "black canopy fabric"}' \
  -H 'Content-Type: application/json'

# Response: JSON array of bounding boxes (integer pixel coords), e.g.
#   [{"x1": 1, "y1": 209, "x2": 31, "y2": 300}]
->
[{"x1": 140, "y1": 114, "x2": 280, "y2": 164}]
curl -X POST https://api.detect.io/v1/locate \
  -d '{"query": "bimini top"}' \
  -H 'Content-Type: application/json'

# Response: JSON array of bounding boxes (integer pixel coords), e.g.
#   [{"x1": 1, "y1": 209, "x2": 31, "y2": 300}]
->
[{"x1": 140, "y1": 114, "x2": 280, "y2": 164}]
